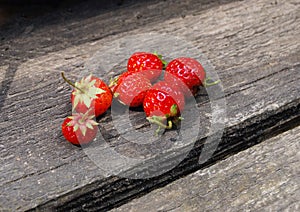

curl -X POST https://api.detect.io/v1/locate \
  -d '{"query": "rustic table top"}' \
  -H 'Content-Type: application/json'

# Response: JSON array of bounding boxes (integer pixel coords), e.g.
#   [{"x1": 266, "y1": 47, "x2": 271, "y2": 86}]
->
[
  {"x1": 113, "y1": 125, "x2": 300, "y2": 212},
  {"x1": 0, "y1": 0, "x2": 299, "y2": 211}
]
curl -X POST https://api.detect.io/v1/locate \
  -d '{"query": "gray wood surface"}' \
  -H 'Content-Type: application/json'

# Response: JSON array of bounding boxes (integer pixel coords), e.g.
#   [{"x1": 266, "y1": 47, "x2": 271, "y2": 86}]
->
[
  {"x1": 0, "y1": 0, "x2": 299, "y2": 211},
  {"x1": 112, "y1": 125, "x2": 300, "y2": 212}
]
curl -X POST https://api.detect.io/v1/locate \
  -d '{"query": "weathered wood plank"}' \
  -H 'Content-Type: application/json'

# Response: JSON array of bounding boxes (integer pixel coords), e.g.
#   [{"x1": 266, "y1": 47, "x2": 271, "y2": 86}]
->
[
  {"x1": 0, "y1": 0, "x2": 236, "y2": 66},
  {"x1": 112, "y1": 125, "x2": 300, "y2": 212},
  {"x1": 0, "y1": 0, "x2": 299, "y2": 211}
]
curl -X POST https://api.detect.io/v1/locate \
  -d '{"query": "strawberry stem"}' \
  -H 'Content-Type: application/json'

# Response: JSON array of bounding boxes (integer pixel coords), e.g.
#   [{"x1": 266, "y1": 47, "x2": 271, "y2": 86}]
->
[
  {"x1": 147, "y1": 116, "x2": 173, "y2": 130},
  {"x1": 204, "y1": 77, "x2": 221, "y2": 87},
  {"x1": 61, "y1": 72, "x2": 85, "y2": 93}
]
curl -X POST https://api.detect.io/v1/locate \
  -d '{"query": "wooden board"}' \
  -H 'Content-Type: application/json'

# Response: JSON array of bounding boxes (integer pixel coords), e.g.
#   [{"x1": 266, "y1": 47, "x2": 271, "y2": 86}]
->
[
  {"x1": 0, "y1": 0, "x2": 299, "y2": 211},
  {"x1": 112, "y1": 125, "x2": 300, "y2": 212}
]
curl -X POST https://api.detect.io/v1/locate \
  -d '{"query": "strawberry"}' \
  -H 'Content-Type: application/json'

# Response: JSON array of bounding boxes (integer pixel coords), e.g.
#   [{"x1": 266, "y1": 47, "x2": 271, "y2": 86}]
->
[
  {"x1": 109, "y1": 71, "x2": 134, "y2": 94},
  {"x1": 143, "y1": 81, "x2": 185, "y2": 133},
  {"x1": 115, "y1": 72, "x2": 152, "y2": 107},
  {"x1": 61, "y1": 72, "x2": 112, "y2": 117},
  {"x1": 62, "y1": 111, "x2": 98, "y2": 145},
  {"x1": 164, "y1": 57, "x2": 206, "y2": 97},
  {"x1": 127, "y1": 52, "x2": 165, "y2": 82}
]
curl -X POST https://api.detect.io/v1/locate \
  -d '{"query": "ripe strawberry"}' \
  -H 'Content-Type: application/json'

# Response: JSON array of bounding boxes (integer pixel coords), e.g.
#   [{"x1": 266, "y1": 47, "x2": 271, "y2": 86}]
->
[
  {"x1": 164, "y1": 57, "x2": 206, "y2": 97},
  {"x1": 143, "y1": 81, "x2": 185, "y2": 132},
  {"x1": 62, "y1": 111, "x2": 98, "y2": 145},
  {"x1": 115, "y1": 72, "x2": 152, "y2": 107},
  {"x1": 127, "y1": 52, "x2": 165, "y2": 82},
  {"x1": 109, "y1": 71, "x2": 134, "y2": 94},
  {"x1": 62, "y1": 72, "x2": 113, "y2": 117}
]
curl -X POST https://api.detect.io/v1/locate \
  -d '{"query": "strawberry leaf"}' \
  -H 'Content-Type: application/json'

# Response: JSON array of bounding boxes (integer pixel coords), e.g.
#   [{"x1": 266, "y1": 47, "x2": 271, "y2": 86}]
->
[
  {"x1": 80, "y1": 125, "x2": 87, "y2": 136},
  {"x1": 82, "y1": 94, "x2": 92, "y2": 108},
  {"x1": 72, "y1": 93, "x2": 81, "y2": 110},
  {"x1": 73, "y1": 124, "x2": 79, "y2": 132},
  {"x1": 154, "y1": 51, "x2": 168, "y2": 68},
  {"x1": 170, "y1": 104, "x2": 178, "y2": 116},
  {"x1": 86, "y1": 122, "x2": 93, "y2": 129}
]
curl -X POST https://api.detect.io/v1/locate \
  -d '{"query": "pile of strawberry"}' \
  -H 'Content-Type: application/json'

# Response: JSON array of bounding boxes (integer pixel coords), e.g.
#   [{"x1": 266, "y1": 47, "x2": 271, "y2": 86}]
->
[{"x1": 61, "y1": 52, "x2": 215, "y2": 146}]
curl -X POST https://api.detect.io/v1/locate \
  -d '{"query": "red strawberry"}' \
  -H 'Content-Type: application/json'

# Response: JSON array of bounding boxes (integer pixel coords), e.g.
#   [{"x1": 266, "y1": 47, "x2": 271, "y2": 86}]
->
[
  {"x1": 127, "y1": 52, "x2": 165, "y2": 82},
  {"x1": 115, "y1": 72, "x2": 152, "y2": 107},
  {"x1": 164, "y1": 57, "x2": 206, "y2": 97},
  {"x1": 143, "y1": 81, "x2": 185, "y2": 133},
  {"x1": 62, "y1": 72, "x2": 113, "y2": 117},
  {"x1": 109, "y1": 71, "x2": 134, "y2": 94},
  {"x1": 62, "y1": 111, "x2": 98, "y2": 145}
]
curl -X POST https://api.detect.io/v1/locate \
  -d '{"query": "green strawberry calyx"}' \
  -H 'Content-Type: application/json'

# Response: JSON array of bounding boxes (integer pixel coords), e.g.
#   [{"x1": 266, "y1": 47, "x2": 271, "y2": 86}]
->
[
  {"x1": 146, "y1": 104, "x2": 183, "y2": 135},
  {"x1": 67, "y1": 110, "x2": 99, "y2": 136},
  {"x1": 146, "y1": 116, "x2": 173, "y2": 135},
  {"x1": 169, "y1": 104, "x2": 178, "y2": 117},
  {"x1": 109, "y1": 75, "x2": 119, "y2": 88},
  {"x1": 153, "y1": 51, "x2": 168, "y2": 68},
  {"x1": 72, "y1": 75, "x2": 105, "y2": 109},
  {"x1": 61, "y1": 72, "x2": 106, "y2": 109}
]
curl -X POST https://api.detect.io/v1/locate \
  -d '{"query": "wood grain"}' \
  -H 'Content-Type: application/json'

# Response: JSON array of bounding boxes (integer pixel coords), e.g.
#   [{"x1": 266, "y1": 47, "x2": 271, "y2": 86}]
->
[
  {"x1": 0, "y1": 0, "x2": 299, "y2": 211},
  {"x1": 112, "y1": 125, "x2": 300, "y2": 212}
]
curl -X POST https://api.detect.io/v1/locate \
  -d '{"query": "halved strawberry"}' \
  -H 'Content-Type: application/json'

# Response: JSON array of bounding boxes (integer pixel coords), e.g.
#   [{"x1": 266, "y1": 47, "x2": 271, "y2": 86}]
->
[
  {"x1": 62, "y1": 111, "x2": 98, "y2": 146},
  {"x1": 127, "y1": 52, "x2": 165, "y2": 82},
  {"x1": 62, "y1": 72, "x2": 112, "y2": 117}
]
